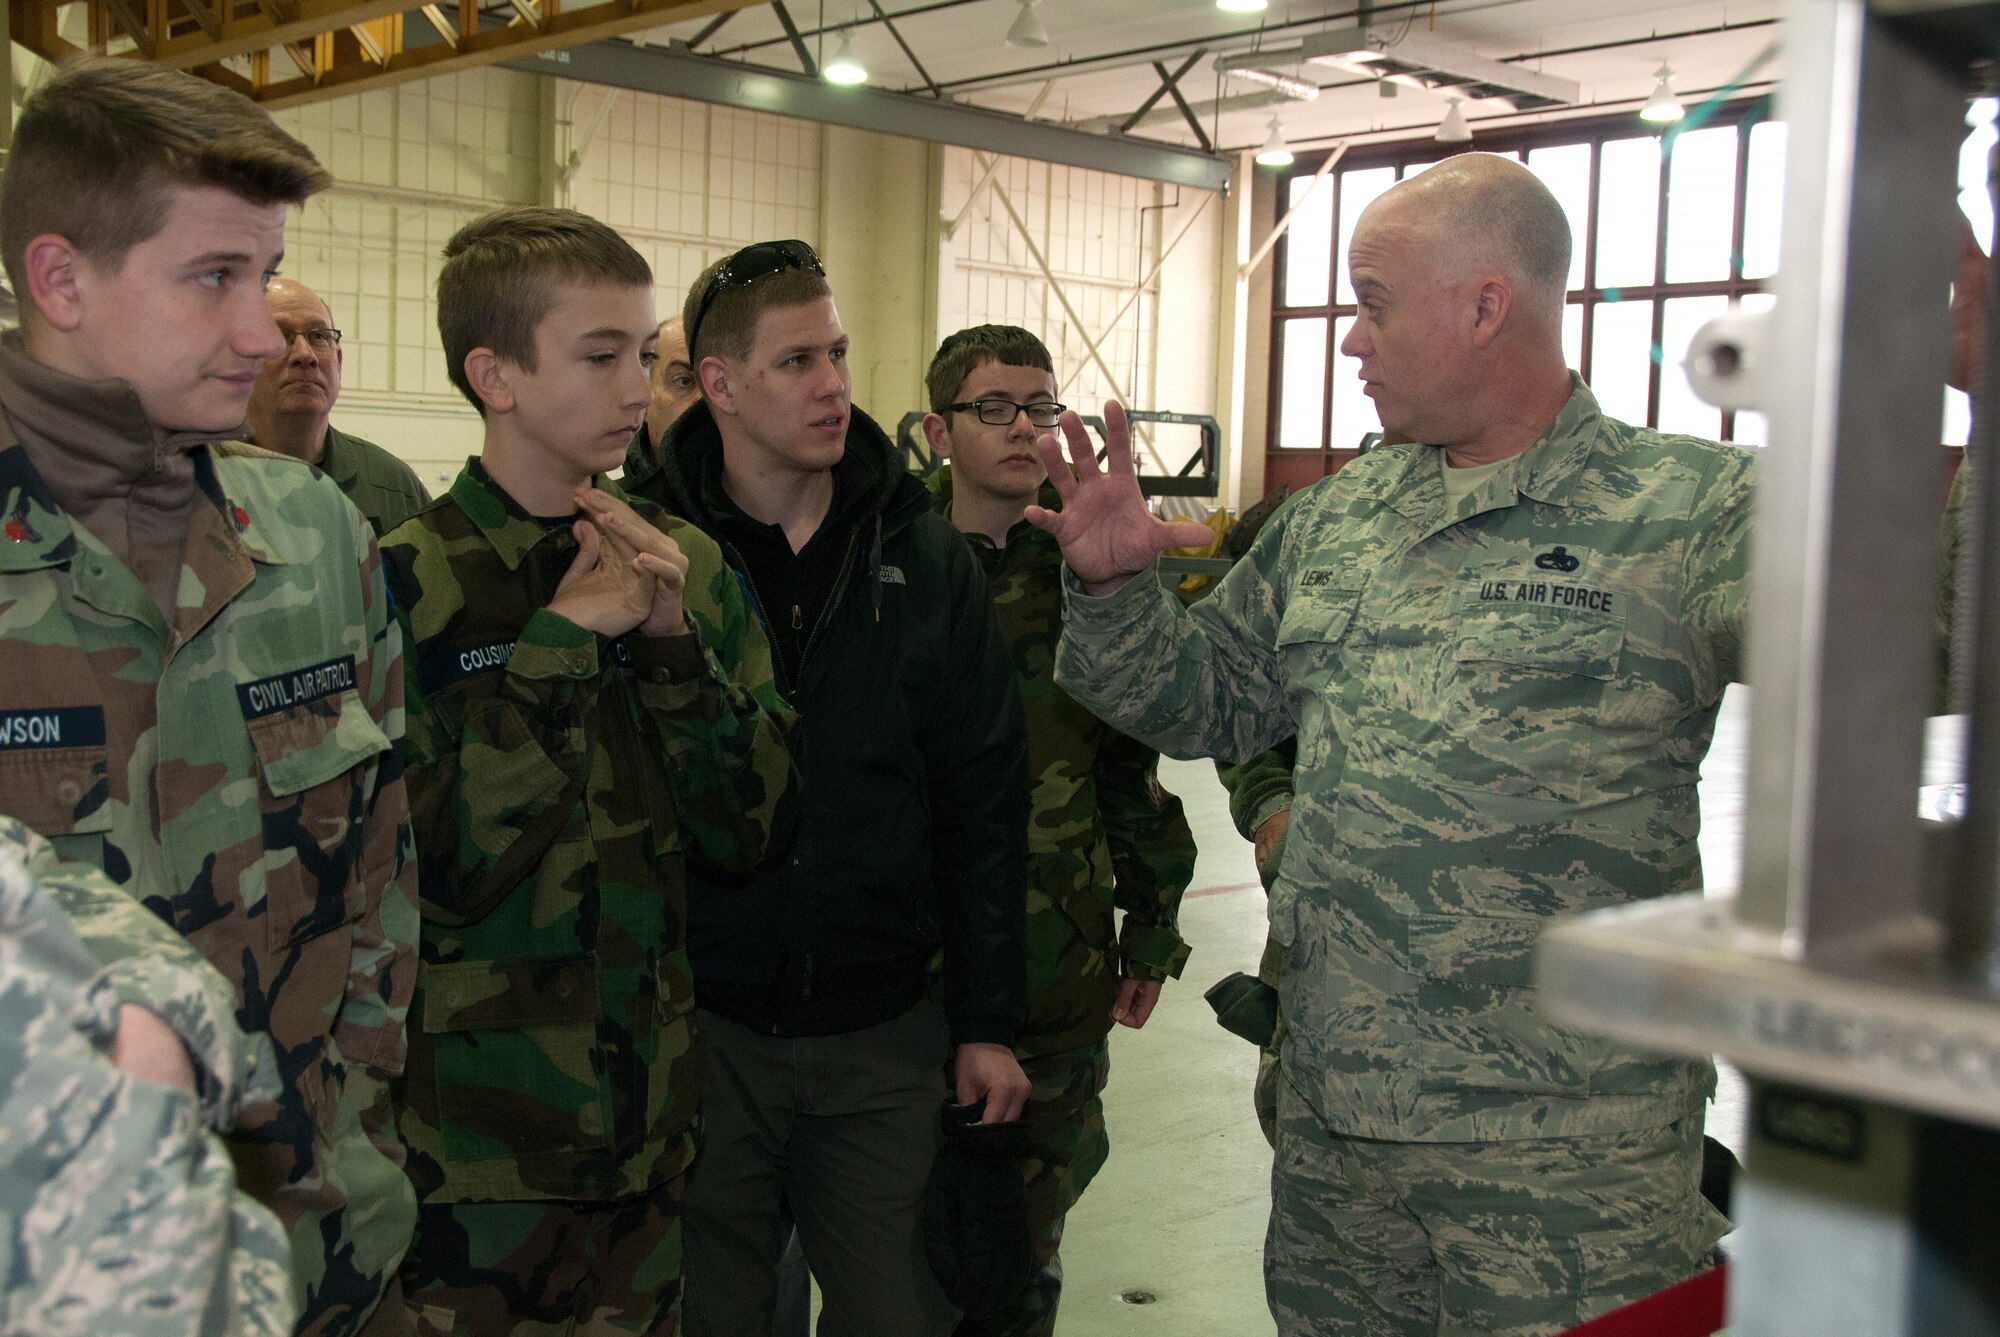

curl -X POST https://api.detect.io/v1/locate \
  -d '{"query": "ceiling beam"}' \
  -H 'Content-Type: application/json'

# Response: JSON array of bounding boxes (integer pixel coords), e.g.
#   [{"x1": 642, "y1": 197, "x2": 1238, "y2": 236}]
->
[{"x1": 505, "y1": 38, "x2": 1230, "y2": 191}]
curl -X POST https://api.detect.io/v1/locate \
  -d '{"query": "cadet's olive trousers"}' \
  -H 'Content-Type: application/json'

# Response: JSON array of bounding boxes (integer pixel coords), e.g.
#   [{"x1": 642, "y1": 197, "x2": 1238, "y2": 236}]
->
[
  {"x1": 1266, "y1": 1079, "x2": 1727, "y2": 1337},
  {"x1": 682, "y1": 1000, "x2": 957, "y2": 1337}
]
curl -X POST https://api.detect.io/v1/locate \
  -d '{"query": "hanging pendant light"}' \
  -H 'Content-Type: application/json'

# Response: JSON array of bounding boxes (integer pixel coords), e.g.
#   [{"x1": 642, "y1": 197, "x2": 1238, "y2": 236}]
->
[
  {"x1": 823, "y1": 30, "x2": 868, "y2": 85},
  {"x1": 1006, "y1": 0, "x2": 1049, "y2": 49},
  {"x1": 1435, "y1": 98, "x2": 1472, "y2": 144},
  {"x1": 1640, "y1": 64, "x2": 1685, "y2": 123},
  {"x1": 1254, "y1": 118, "x2": 1294, "y2": 168}
]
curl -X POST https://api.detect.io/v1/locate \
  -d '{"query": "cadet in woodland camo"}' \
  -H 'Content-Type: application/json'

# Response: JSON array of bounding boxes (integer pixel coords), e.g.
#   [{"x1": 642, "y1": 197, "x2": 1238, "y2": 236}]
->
[
  {"x1": 0, "y1": 57, "x2": 420, "y2": 1337},
  {"x1": 0, "y1": 816, "x2": 298, "y2": 1337},
  {"x1": 931, "y1": 466, "x2": 1195, "y2": 1337},
  {"x1": 0, "y1": 405, "x2": 421, "y2": 1335},
  {"x1": 1052, "y1": 376, "x2": 1744, "y2": 1329},
  {"x1": 385, "y1": 461, "x2": 792, "y2": 1329}
]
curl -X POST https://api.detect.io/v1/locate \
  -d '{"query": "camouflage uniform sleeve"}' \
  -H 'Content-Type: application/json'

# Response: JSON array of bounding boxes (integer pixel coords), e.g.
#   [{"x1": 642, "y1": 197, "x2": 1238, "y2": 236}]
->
[
  {"x1": 25, "y1": 826, "x2": 280, "y2": 1131},
  {"x1": 1680, "y1": 445, "x2": 1756, "y2": 696},
  {"x1": 0, "y1": 819, "x2": 298, "y2": 1337},
  {"x1": 338, "y1": 531, "x2": 420, "y2": 1154},
  {"x1": 1054, "y1": 497, "x2": 1301, "y2": 766},
  {"x1": 1214, "y1": 736, "x2": 1299, "y2": 846},
  {"x1": 628, "y1": 535, "x2": 795, "y2": 878},
  {"x1": 1095, "y1": 728, "x2": 1194, "y2": 983},
  {"x1": 398, "y1": 598, "x2": 599, "y2": 929}
]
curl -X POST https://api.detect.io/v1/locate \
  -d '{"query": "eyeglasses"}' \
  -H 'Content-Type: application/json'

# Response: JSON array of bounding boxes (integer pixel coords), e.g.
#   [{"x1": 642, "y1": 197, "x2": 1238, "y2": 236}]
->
[
  {"x1": 688, "y1": 239, "x2": 826, "y2": 356},
  {"x1": 279, "y1": 325, "x2": 342, "y2": 351},
  {"x1": 948, "y1": 398, "x2": 1066, "y2": 429}
]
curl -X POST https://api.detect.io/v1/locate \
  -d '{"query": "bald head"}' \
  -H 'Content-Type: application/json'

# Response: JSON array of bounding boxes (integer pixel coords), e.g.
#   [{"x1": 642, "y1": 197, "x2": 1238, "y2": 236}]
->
[
  {"x1": 1370, "y1": 153, "x2": 1571, "y2": 328},
  {"x1": 247, "y1": 275, "x2": 342, "y2": 462},
  {"x1": 1339, "y1": 152, "x2": 1577, "y2": 455}
]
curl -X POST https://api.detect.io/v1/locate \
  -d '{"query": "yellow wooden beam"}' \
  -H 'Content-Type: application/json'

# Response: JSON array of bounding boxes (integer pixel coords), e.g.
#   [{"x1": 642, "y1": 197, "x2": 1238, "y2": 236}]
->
[
  {"x1": 418, "y1": 3, "x2": 456, "y2": 49},
  {"x1": 100, "y1": 0, "x2": 156, "y2": 56}
]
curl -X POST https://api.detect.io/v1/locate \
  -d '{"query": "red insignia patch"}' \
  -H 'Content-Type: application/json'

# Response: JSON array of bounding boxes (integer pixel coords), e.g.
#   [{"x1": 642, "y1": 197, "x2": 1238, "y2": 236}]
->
[
  {"x1": 231, "y1": 504, "x2": 251, "y2": 532},
  {"x1": 4, "y1": 518, "x2": 31, "y2": 542}
]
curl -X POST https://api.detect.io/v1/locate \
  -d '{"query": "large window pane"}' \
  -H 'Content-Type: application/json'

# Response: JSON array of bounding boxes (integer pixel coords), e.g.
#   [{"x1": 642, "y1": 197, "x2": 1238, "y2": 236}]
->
[
  {"x1": 1590, "y1": 299, "x2": 1655, "y2": 426},
  {"x1": 1277, "y1": 317, "x2": 1329, "y2": 449},
  {"x1": 1960, "y1": 98, "x2": 1997, "y2": 253},
  {"x1": 1742, "y1": 121, "x2": 1787, "y2": 281},
  {"x1": 1335, "y1": 166, "x2": 1396, "y2": 304},
  {"x1": 1282, "y1": 174, "x2": 1335, "y2": 308},
  {"x1": 1596, "y1": 137, "x2": 1662, "y2": 290},
  {"x1": 1664, "y1": 126, "x2": 1739, "y2": 283},
  {"x1": 1328, "y1": 315, "x2": 1379, "y2": 450},
  {"x1": 1562, "y1": 303, "x2": 1584, "y2": 373},
  {"x1": 1730, "y1": 294, "x2": 1777, "y2": 445},
  {"x1": 1528, "y1": 143, "x2": 1592, "y2": 292},
  {"x1": 1658, "y1": 295, "x2": 1731, "y2": 438}
]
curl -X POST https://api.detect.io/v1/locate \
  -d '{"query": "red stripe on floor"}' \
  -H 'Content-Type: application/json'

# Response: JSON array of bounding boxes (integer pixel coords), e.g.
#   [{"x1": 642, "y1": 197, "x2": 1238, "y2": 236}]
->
[{"x1": 1184, "y1": 879, "x2": 1262, "y2": 899}]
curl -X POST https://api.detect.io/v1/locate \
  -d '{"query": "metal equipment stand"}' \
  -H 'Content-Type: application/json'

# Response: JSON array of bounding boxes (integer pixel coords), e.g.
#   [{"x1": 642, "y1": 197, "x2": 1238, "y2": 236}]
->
[{"x1": 1535, "y1": 2, "x2": 2000, "y2": 1332}]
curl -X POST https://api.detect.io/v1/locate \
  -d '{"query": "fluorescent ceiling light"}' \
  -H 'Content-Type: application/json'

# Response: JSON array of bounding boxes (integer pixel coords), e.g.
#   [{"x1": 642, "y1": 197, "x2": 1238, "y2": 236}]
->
[
  {"x1": 1006, "y1": 0, "x2": 1048, "y2": 49},
  {"x1": 1225, "y1": 67, "x2": 1320, "y2": 101},
  {"x1": 823, "y1": 31, "x2": 867, "y2": 84},
  {"x1": 1435, "y1": 98, "x2": 1471, "y2": 143},
  {"x1": 1640, "y1": 64, "x2": 1685, "y2": 123},
  {"x1": 1254, "y1": 117, "x2": 1294, "y2": 167},
  {"x1": 1216, "y1": 0, "x2": 1269, "y2": 13}
]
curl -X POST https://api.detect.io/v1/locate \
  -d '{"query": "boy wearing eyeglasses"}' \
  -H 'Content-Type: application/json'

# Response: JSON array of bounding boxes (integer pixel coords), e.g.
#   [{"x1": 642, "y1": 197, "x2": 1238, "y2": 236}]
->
[
  {"x1": 381, "y1": 206, "x2": 794, "y2": 1336},
  {"x1": 921, "y1": 325, "x2": 1196, "y2": 1337},
  {"x1": 621, "y1": 241, "x2": 1030, "y2": 1337}
]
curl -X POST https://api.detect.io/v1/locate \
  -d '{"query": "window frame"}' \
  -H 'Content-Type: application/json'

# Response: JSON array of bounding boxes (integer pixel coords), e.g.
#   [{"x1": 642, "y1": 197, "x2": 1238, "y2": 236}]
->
[{"x1": 1266, "y1": 99, "x2": 1774, "y2": 483}]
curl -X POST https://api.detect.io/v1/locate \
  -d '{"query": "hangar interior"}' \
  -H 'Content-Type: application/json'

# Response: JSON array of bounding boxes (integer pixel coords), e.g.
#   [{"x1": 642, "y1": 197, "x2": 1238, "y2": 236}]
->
[{"x1": 5, "y1": 0, "x2": 1996, "y2": 1332}]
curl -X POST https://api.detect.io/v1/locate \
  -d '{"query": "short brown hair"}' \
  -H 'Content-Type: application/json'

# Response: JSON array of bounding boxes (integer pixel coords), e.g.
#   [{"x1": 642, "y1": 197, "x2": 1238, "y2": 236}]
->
[
  {"x1": 682, "y1": 248, "x2": 832, "y2": 364},
  {"x1": 925, "y1": 325, "x2": 1054, "y2": 414},
  {"x1": 1, "y1": 57, "x2": 329, "y2": 305},
  {"x1": 437, "y1": 206, "x2": 653, "y2": 414}
]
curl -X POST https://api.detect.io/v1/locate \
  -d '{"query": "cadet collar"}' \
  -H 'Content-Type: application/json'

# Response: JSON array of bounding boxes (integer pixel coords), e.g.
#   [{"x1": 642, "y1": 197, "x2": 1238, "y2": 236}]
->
[
  {"x1": 0, "y1": 333, "x2": 238, "y2": 502},
  {"x1": 449, "y1": 457, "x2": 626, "y2": 571}
]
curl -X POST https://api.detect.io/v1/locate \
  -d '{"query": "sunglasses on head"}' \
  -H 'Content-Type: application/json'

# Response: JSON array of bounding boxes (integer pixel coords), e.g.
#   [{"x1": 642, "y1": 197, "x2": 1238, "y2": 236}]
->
[{"x1": 688, "y1": 239, "x2": 826, "y2": 356}]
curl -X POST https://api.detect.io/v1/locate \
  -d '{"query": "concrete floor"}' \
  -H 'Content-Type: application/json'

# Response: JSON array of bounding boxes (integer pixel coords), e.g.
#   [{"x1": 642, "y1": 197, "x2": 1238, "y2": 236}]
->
[{"x1": 1052, "y1": 686, "x2": 1762, "y2": 1336}]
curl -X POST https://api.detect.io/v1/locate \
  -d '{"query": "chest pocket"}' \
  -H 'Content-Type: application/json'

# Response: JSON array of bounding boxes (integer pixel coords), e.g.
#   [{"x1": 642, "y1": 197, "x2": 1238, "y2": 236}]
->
[
  {"x1": 246, "y1": 688, "x2": 391, "y2": 950},
  {"x1": 1439, "y1": 597, "x2": 1625, "y2": 802},
  {"x1": 0, "y1": 707, "x2": 113, "y2": 851},
  {"x1": 1276, "y1": 580, "x2": 1366, "y2": 753}
]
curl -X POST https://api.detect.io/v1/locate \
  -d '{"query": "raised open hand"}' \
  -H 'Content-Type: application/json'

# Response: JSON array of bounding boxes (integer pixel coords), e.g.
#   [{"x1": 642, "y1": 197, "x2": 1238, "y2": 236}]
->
[
  {"x1": 1024, "y1": 400, "x2": 1216, "y2": 593},
  {"x1": 577, "y1": 487, "x2": 690, "y2": 637},
  {"x1": 547, "y1": 517, "x2": 654, "y2": 638}
]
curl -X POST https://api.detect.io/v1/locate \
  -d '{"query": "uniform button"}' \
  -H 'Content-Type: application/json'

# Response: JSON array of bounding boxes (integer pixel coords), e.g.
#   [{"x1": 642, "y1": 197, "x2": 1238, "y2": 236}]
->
[
  {"x1": 554, "y1": 979, "x2": 574, "y2": 999},
  {"x1": 56, "y1": 780, "x2": 80, "y2": 805}
]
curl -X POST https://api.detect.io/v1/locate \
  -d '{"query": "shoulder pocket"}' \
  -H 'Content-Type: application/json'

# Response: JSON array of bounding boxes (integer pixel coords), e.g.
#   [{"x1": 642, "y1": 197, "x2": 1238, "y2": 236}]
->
[
  {"x1": 1275, "y1": 584, "x2": 1363, "y2": 649},
  {"x1": 246, "y1": 687, "x2": 391, "y2": 950}
]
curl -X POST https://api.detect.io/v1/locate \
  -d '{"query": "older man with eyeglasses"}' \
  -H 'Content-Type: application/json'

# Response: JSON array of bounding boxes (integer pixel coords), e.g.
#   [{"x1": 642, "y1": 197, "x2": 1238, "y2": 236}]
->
[{"x1": 246, "y1": 276, "x2": 429, "y2": 535}]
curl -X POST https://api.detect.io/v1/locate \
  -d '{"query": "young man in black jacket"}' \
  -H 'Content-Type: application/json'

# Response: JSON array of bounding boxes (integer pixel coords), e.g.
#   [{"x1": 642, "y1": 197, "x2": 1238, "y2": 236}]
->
[{"x1": 621, "y1": 239, "x2": 1030, "y2": 1337}]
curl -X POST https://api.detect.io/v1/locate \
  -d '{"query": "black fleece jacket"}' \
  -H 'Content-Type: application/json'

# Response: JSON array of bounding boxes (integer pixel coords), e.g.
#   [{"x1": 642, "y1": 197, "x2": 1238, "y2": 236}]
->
[{"x1": 623, "y1": 405, "x2": 1028, "y2": 1046}]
